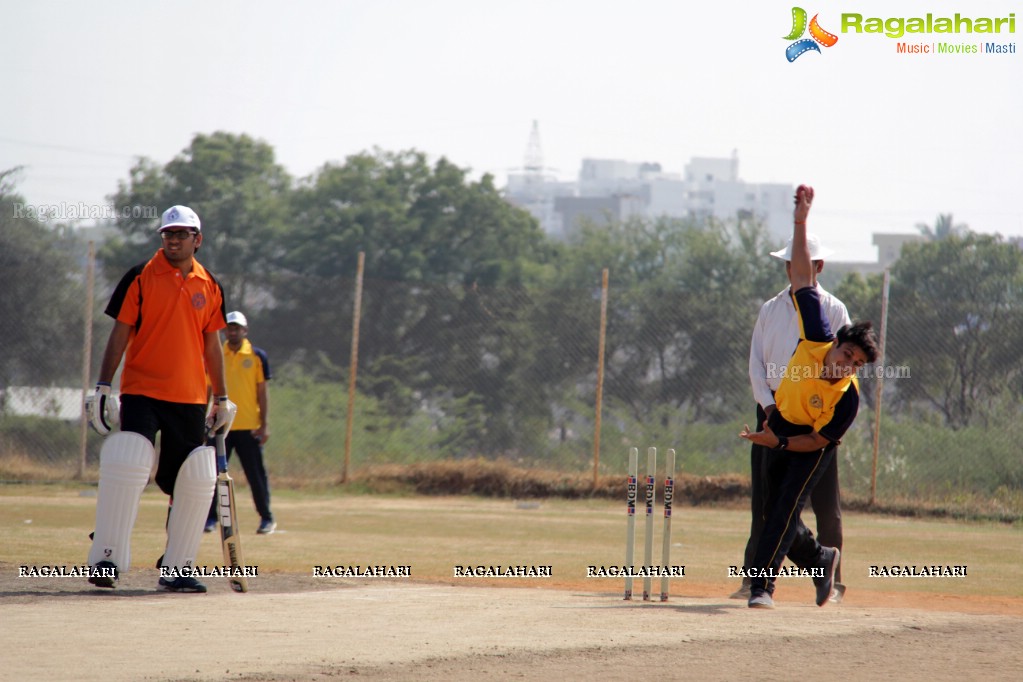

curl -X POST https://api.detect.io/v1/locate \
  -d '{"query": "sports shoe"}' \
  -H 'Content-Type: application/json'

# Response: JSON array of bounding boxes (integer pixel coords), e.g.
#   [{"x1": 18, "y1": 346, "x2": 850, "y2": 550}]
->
[
  {"x1": 88, "y1": 560, "x2": 118, "y2": 589},
  {"x1": 748, "y1": 592, "x2": 774, "y2": 609},
  {"x1": 814, "y1": 547, "x2": 840, "y2": 606},
  {"x1": 204, "y1": 518, "x2": 217, "y2": 533},
  {"x1": 158, "y1": 576, "x2": 207, "y2": 593},
  {"x1": 257, "y1": 519, "x2": 276, "y2": 535},
  {"x1": 729, "y1": 582, "x2": 752, "y2": 600},
  {"x1": 829, "y1": 582, "x2": 846, "y2": 604}
]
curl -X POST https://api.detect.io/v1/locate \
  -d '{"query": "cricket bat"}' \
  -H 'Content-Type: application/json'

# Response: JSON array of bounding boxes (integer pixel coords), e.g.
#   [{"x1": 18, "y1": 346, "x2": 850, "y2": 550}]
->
[{"x1": 215, "y1": 429, "x2": 248, "y2": 592}]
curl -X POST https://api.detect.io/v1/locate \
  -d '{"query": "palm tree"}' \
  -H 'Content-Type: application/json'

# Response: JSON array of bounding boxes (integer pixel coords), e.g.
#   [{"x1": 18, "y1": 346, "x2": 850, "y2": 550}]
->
[{"x1": 916, "y1": 213, "x2": 968, "y2": 241}]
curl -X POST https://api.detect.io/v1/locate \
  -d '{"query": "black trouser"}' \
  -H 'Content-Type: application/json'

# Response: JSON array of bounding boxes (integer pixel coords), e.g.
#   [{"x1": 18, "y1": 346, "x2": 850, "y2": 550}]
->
[
  {"x1": 749, "y1": 443, "x2": 834, "y2": 596},
  {"x1": 810, "y1": 442, "x2": 843, "y2": 582},
  {"x1": 742, "y1": 406, "x2": 843, "y2": 583},
  {"x1": 741, "y1": 405, "x2": 771, "y2": 584},
  {"x1": 119, "y1": 394, "x2": 206, "y2": 496},
  {"x1": 208, "y1": 430, "x2": 274, "y2": 523}
]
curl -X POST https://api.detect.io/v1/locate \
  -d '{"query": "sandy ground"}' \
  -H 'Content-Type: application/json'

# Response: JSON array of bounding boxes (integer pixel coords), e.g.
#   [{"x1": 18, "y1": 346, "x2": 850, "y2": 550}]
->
[{"x1": 3, "y1": 571, "x2": 1022, "y2": 682}]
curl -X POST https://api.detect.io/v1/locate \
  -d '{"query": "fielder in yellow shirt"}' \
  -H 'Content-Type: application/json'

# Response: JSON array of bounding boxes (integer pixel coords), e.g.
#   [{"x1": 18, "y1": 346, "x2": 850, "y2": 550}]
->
[{"x1": 206, "y1": 311, "x2": 276, "y2": 534}]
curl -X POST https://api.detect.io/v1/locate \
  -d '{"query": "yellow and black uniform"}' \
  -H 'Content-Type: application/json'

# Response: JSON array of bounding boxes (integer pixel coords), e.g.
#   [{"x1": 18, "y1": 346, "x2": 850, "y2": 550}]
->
[
  {"x1": 207, "y1": 337, "x2": 275, "y2": 527},
  {"x1": 105, "y1": 249, "x2": 226, "y2": 494},
  {"x1": 222, "y1": 338, "x2": 269, "y2": 430},
  {"x1": 771, "y1": 286, "x2": 859, "y2": 442},
  {"x1": 749, "y1": 286, "x2": 860, "y2": 599}
]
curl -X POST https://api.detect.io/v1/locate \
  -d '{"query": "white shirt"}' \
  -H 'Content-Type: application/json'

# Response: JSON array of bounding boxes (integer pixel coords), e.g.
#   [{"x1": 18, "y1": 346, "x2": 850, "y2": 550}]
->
[{"x1": 748, "y1": 284, "x2": 851, "y2": 410}]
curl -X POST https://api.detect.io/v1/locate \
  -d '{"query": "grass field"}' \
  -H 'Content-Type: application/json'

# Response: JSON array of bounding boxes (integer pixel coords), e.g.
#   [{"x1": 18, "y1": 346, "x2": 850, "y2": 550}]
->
[
  {"x1": 5, "y1": 483, "x2": 1023, "y2": 681},
  {"x1": 3, "y1": 483, "x2": 1022, "y2": 608}
]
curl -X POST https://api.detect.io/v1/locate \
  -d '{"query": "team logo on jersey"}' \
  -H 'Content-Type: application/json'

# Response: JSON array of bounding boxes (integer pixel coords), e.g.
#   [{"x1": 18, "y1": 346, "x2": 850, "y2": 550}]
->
[
  {"x1": 191, "y1": 292, "x2": 207, "y2": 309},
  {"x1": 243, "y1": 358, "x2": 254, "y2": 369},
  {"x1": 809, "y1": 394, "x2": 823, "y2": 409}
]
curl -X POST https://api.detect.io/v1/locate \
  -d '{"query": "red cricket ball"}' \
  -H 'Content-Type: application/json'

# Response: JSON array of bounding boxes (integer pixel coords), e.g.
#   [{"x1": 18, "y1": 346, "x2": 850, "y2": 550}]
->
[{"x1": 795, "y1": 184, "x2": 814, "y2": 203}]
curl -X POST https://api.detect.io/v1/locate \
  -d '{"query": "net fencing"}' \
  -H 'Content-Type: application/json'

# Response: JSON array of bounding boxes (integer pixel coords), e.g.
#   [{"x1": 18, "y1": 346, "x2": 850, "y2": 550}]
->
[{"x1": 3, "y1": 253, "x2": 1021, "y2": 519}]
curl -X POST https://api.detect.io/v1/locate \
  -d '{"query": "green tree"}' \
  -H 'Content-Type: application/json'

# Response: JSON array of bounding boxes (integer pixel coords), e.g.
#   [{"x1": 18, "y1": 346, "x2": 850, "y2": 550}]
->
[
  {"x1": 0, "y1": 169, "x2": 87, "y2": 391},
  {"x1": 888, "y1": 233, "x2": 1023, "y2": 428},
  {"x1": 284, "y1": 150, "x2": 546, "y2": 284},
  {"x1": 272, "y1": 150, "x2": 552, "y2": 454},
  {"x1": 833, "y1": 271, "x2": 884, "y2": 324},
  {"x1": 549, "y1": 214, "x2": 778, "y2": 425},
  {"x1": 105, "y1": 132, "x2": 292, "y2": 308},
  {"x1": 833, "y1": 271, "x2": 886, "y2": 412}
]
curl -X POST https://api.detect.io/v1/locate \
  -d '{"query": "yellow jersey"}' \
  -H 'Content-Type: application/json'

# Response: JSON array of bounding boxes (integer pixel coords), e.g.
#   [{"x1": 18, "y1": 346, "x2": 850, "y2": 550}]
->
[
  {"x1": 772, "y1": 286, "x2": 859, "y2": 443},
  {"x1": 222, "y1": 338, "x2": 271, "y2": 431}
]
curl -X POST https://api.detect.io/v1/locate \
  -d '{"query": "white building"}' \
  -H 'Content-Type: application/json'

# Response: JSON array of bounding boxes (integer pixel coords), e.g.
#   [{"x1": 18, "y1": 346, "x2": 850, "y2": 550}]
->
[
  {"x1": 504, "y1": 151, "x2": 794, "y2": 241},
  {"x1": 505, "y1": 171, "x2": 575, "y2": 239},
  {"x1": 873, "y1": 233, "x2": 927, "y2": 268}
]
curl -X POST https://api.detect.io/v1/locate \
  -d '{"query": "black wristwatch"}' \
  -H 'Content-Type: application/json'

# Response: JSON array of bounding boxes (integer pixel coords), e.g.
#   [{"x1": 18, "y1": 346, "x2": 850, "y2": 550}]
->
[{"x1": 776, "y1": 436, "x2": 789, "y2": 451}]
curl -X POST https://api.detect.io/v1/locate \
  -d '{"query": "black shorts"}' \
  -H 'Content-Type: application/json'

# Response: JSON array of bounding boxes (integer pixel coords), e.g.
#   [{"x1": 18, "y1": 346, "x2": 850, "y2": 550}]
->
[{"x1": 120, "y1": 394, "x2": 207, "y2": 495}]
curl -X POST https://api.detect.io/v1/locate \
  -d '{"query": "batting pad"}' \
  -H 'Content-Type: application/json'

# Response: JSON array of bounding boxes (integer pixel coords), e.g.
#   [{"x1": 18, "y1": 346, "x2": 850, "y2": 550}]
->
[
  {"x1": 162, "y1": 446, "x2": 216, "y2": 572},
  {"x1": 88, "y1": 432, "x2": 155, "y2": 570}
]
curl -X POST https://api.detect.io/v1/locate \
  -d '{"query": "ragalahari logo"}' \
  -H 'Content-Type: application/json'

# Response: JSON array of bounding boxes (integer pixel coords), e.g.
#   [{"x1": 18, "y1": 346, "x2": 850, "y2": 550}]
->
[{"x1": 784, "y1": 7, "x2": 839, "y2": 61}]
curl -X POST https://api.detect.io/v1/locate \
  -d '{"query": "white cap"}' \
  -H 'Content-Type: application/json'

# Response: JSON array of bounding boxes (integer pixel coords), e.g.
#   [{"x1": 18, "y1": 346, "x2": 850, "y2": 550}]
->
[
  {"x1": 770, "y1": 233, "x2": 834, "y2": 261},
  {"x1": 226, "y1": 311, "x2": 248, "y2": 327},
  {"x1": 159, "y1": 205, "x2": 201, "y2": 232}
]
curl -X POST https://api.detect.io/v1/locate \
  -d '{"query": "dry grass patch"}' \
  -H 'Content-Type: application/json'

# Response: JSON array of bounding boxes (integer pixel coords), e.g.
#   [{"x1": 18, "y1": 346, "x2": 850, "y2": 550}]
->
[{"x1": 352, "y1": 459, "x2": 749, "y2": 504}]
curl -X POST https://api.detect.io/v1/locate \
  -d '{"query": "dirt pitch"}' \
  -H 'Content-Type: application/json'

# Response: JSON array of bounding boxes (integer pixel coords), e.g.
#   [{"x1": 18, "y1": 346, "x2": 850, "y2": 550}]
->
[
  {"x1": 3, "y1": 490, "x2": 1022, "y2": 681},
  {"x1": 3, "y1": 571, "x2": 1022, "y2": 681}
]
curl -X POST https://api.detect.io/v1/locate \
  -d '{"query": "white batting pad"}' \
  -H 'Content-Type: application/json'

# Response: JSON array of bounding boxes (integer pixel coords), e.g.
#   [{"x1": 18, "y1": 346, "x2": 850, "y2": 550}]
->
[
  {"x1": 88, "y1": 432, "x2": 155, "y2": 570},
  {"x1": 162, "y1": 446, "x2": 216, "y2": 572}
]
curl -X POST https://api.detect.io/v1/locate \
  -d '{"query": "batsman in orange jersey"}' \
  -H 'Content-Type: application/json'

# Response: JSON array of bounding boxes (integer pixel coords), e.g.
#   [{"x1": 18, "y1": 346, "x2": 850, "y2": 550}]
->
[{"x1": 85, "y1": 205, "x2": 236, "y2": 594}]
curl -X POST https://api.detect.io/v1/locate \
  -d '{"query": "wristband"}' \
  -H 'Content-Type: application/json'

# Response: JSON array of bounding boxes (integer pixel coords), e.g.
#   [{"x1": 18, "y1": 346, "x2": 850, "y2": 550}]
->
[
  {"x1": 216, "y1": 396, "x2": 229, "y2": 402},
  {"x1": 97, "y1": 381, "x2": 111, "y2": 387},
  {"x1": 776, "y1": 436, "x2": 789, "y2": 451}
]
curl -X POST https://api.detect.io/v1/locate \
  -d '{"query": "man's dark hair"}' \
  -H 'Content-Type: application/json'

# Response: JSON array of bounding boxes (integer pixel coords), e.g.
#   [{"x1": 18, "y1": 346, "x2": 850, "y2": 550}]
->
[{"x1": 835, "y1": 321, "x2": 879, "y2": 363}]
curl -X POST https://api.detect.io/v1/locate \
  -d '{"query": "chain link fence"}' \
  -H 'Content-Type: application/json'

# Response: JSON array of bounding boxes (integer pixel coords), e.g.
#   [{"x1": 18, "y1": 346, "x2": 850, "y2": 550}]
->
[{"x1": 3, "y1": 252, "x2": 1022, "y2": 520}]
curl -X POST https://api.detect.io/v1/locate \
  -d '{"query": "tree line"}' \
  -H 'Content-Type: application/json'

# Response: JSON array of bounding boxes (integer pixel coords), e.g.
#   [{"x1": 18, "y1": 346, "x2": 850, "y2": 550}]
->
[{"x1": 3, "y1": 133, "x2": 1022, "y2": 459}]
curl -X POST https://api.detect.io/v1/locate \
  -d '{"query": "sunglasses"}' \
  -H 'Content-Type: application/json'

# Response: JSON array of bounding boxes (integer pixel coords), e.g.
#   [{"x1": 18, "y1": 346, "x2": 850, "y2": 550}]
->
[{"x1": 161, "y1": 230, "x2": 197, "y2": 241}]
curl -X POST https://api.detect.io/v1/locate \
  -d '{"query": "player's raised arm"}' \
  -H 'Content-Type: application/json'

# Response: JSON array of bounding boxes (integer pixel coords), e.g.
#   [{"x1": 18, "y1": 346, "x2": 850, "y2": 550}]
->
[{"x1": 789, "y1": 185, "x2": 815, "y2": 290}]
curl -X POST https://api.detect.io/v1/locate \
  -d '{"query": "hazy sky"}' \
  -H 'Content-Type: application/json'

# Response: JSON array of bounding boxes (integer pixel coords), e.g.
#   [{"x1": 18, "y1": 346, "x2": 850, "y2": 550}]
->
[{"x1": 3, "y1": 0, "x2": 1020, "y2": 261}]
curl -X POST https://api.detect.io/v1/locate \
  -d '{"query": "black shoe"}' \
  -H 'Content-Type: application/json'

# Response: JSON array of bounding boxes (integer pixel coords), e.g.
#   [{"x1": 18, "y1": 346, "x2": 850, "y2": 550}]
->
[
  {"x1": 204, "y1": 518, "x2": 217, "y2": 533},
  {"x1": 88, "y1": 560, "x2": 118, "y2": 589},
  {"x1": 815, "y1": 547, "x2": 840, "y2": 606},
  {"x1": 158, "y1": 576, "x2": 207, "y2": 593},
  {"x1": 257, "y1": 519, "x2": 277, "y2": 534}
]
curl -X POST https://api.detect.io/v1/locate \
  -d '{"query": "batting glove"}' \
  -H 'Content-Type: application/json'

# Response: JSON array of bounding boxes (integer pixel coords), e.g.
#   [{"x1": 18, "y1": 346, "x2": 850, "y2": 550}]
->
[
  {"x1": 208, "y1": 396, "x2": 238, "y2": 435},
  {"x1": 85, "y1": 382, "x2": 119, "y2": 435}
]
